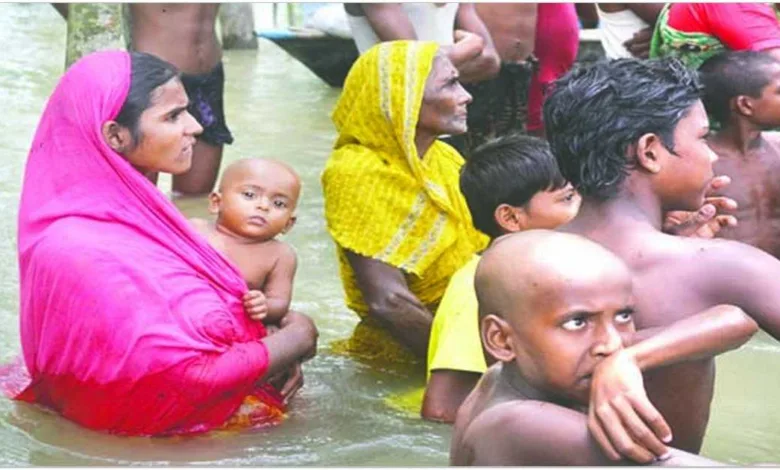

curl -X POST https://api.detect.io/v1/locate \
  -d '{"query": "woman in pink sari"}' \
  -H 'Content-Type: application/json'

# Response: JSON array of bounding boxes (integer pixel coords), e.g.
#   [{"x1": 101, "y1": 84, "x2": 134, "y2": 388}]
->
[{"x1": 10, "y1": 51, "x2": 318, "y2": 436}]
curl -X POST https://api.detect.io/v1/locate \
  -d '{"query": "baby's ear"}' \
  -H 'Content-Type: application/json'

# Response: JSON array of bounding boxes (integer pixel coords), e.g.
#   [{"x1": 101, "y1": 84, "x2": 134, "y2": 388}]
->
[
  {"x1": 207, "y1": 191, "x2": 222, "y2": 214},
  {"x1": 481, "y1": 314, "x2": 516, "y2": 363},
  {"x1": 282, "y1": 215, "x2": 297, "y2": 234}
]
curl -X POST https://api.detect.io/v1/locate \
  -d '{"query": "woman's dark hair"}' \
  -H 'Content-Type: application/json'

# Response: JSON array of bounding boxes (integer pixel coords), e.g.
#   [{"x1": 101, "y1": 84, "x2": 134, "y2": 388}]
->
[
  {"x1": 114, "y1": 52, "x2": 179, "y2": 143},
  {"x1": 699, "y1": 51, "x2": 780, "y2": 126},
  {"x1": 460, "y1": 134, "x2": 568, "y2": 238},
  {"x1": 543, "y1": 58, "x2": 702, "y2": 201}
]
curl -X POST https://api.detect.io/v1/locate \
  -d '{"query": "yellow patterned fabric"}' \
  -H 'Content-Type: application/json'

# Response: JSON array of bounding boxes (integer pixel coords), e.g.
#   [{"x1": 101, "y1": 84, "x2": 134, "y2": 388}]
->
[{"x1": 322, "y1": 40, "x2": 488, "y2": 317}]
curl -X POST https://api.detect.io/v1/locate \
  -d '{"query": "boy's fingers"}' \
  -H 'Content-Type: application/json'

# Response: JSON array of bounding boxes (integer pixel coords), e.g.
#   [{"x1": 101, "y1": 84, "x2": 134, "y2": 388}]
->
[
  {"x1": 596, "y1": 403, "x2": 655, "y2": 463},
  {"x1": 614, "y1": 397, "x2": 669, "y2": 459},
  {"x1": 708, "y1": 175, "x2": 731, "y2": 191},
  {"x1": 588, "y1": 408, "x2": 622, "y2": 461},
  {"x1": 629, "y1": 394, "x2": 673, "y2": 445},
  {"x1": 704, "y1": 196, "x2": 737, "y2": 211},
  {"x1": 717, "y1": 215, "x2": 738, "y2": 228}
]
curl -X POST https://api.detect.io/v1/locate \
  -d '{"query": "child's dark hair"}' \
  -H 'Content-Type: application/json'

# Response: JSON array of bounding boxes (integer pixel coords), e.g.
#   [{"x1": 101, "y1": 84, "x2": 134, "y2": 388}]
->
[
  {"x1": 115, "y1": 52, "x2": 179, "y2": 144},
  {"x1": 460, "y1": 134, "x2": 567, "y2": 238},
  {"x1": 699, "y1": 51, "x2": 780, "y2": 126},
  {"x1": 544, "y1": 58, "x2": 702, "y2": 201}
]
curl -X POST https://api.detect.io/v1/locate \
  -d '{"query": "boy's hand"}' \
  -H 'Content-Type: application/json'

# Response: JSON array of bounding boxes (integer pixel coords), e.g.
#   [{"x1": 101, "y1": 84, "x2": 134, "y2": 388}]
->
[
  {"x1": 588, "y1": 350, "x2": 672, "y2": 463},
  {"x1": 663, "y1": 175, "x2": 738, "y2": 238},
  {"x1": 243, "y1": 290, "x2": 268, "y2": 321},
  {"x1": 442, "y1": 30, "x2": 484, "y2": 68}
]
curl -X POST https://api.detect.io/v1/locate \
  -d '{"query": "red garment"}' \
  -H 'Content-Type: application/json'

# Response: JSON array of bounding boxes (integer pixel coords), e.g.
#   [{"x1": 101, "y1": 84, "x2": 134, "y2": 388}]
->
[
  {"x1": 9, "y1": 51, "x2": 284, "y2": 436},
  {"x1": 528, "y1": 3, "x2": 579, "y2": 133},
  {"x1": 667, "y1": 3, "x2": 780, "y2": 52}
]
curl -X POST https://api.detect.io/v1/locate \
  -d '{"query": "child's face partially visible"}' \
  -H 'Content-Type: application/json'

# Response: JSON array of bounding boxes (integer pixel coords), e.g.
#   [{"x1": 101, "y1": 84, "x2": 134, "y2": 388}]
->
[
  {"x1": 212, "y1": 161, "x2": 300, "y2": 241},
  {"x1": 748, "y1": 64, "x2": 780, "y2": 128},
  {"x1": 523, "y1": 183, "x2": 581, "y2": 230},
  {"x1": 506, "y1": 264, "x2": 635, "y2": 405}
]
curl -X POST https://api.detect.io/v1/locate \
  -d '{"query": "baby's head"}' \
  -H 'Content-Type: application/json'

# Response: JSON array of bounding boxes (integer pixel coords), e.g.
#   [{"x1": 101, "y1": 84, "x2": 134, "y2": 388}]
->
[
  {"x1": 475, "y1": 230, "x2": 635, "y2": 406},
  {"x1": 209, "y1": 158, "x2": 301, "y2": 241},
  {"x1": 460, "y1": 134, "x2": 580, "y2": 239}
]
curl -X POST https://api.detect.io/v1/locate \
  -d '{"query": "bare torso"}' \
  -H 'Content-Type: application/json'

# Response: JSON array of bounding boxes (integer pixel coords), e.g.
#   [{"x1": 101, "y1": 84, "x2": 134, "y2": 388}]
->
[
  {"x1": 708, "y1": 133, "x2": 780, "y2": 259},
  {"x1": 191, "y1": 219, "x2": 284, "y2": 290},
  {"x1": 560, "y1": 221, "x2": 719, "y2": 453},
  {"x1": 474, "y1": 3, "x2": 538, "y2": 63},
  {"x1": 129, "y1": 3, "x2": 221, "y2": 74}
]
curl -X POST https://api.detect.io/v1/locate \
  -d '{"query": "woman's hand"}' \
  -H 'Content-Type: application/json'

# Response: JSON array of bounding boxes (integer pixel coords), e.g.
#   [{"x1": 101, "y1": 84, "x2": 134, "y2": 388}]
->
[{"x1": 269, "y1": 361, "x2": 305, "y2": 404}]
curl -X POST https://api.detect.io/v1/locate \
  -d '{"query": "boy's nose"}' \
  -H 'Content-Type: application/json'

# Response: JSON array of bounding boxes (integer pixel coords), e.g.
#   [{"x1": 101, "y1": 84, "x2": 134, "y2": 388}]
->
[{"x1": 591, "y1": 323, "x2": 622, "y2": 357}]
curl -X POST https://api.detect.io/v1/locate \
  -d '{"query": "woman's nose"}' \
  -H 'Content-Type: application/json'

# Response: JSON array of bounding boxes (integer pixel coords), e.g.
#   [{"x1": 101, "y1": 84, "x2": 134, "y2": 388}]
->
[{"x1": 185, "y1": 111, "x2": 203, "y2": 136}]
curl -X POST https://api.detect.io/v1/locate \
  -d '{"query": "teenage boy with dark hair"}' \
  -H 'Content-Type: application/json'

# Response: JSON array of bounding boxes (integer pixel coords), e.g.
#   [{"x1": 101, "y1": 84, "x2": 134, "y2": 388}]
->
[
  {"x1": 544, "y1": 57, "x2": 780, "y2": 461},
  {"x1": 699, "y1": 51, "x2": 780, "y2": 258}
]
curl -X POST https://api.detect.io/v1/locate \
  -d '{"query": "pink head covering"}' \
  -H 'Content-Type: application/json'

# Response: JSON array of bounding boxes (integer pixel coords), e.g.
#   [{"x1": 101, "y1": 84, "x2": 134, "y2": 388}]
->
[{"x1": 13, "y1": 50, "x2": 279, "y2": 435}]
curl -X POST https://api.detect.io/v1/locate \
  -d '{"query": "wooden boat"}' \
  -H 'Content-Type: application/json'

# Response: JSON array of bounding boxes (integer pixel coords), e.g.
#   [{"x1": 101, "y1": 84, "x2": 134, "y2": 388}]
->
[
  {"x1": 256, "y1": 28, "x2": 358, "y2": 87},
  {"x1": 257, "y1": 27, "x2": 605, "y2": 88}
]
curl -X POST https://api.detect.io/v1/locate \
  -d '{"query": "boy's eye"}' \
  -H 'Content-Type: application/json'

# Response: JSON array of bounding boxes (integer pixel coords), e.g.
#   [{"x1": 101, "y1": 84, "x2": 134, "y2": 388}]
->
[
  {"x1": 242, "y1": 191, "x2": 256, "y2": 199},
  {"x1": 562, "y1": 316, "x2": 587, "y2": 331},
  {"x1": 615, "y1": 311, "x2": 633, "y2": 324},
  {"x1": 273, "y1": 200, "x2": 288, "y2": 209}
]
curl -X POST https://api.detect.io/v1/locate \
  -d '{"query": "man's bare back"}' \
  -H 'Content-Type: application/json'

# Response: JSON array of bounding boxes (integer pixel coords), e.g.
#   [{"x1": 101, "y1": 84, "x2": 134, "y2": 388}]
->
[
  {"x1": 474, "y1": 4, "x2": 537, "y2": 63},
  {"x1": 129, "y1": 4, "x2": 220, "y2": 74},
  {"x1": 708, "y1": 133, "x2": 780, "y2": 258}
]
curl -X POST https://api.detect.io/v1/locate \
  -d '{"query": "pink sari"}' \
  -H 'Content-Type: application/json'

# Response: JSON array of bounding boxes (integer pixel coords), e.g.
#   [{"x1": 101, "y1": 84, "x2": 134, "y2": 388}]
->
[{"x1": 7, "y1": 51, "x2": 283, "y2": 435}]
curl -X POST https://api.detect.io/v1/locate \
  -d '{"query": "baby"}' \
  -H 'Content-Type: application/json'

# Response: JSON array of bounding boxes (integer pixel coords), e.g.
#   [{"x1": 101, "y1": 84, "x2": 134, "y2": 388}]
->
[{"x1": 191, "y1": 158, "x2": 300, "y2": 324}]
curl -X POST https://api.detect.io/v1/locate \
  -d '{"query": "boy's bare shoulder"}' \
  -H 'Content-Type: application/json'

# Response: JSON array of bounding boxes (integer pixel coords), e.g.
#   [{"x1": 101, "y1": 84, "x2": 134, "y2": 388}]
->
[{"x1": 188, "y1": 217, "x2": 211, "y2": 233}]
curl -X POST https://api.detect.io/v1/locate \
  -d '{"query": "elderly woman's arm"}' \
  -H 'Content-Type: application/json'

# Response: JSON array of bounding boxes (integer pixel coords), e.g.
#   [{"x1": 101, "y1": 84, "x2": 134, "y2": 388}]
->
[
  {"x1": 345, "y1": 250, "x2": 433, "y2": 357},
  {"x1": 261, "y1": 311, "x2": 318, "y2": 379}
]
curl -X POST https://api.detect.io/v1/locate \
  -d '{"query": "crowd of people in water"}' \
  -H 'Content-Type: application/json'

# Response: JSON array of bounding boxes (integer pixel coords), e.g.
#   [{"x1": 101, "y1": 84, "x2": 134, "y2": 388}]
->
[{"x1": 3, "y1": 1, "x2": 780, "y2": 466}]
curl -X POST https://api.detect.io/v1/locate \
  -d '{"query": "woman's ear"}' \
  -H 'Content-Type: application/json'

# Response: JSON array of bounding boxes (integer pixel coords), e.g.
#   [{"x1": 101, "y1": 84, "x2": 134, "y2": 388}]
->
[
  {"x1": 494, "y1": 203, "x2": 528, "y2": 233},
  {"x1": 634, "y1": 133, "x2": 663, "y2": 174},
  {"x1": 481, "y1": 314, "x2": 516, "y2": 363},
  {"x1": 101, "y1": 120, "x2": 133, "y2": 153}
]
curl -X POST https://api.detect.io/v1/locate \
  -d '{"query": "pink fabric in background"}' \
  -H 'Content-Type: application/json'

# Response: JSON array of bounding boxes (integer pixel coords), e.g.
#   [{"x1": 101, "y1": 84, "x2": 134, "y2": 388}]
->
[
  {"x1": 12, "y1": 50, "x2": 279, "y2": 435},
  {"x1": 527, "y1": 3, "x2": 580, "y2": 133}
]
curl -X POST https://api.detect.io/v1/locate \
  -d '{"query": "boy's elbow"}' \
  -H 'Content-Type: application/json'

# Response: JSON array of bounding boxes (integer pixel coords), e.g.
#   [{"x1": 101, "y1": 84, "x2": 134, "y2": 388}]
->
[{"x1": 717, "y1": 304, "x2": 759, "y2": 344}]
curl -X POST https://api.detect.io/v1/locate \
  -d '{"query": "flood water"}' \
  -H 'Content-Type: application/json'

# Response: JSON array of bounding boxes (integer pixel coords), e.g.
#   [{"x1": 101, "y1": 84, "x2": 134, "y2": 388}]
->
[{"x1": 0, "y1": 3, "x2": 778, "y2": 466}]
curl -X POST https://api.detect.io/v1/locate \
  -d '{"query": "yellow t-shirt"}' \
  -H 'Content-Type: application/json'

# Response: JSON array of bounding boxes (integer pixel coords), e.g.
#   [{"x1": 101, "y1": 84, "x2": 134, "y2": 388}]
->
[{"x1": 426, "y1": 254, "x2": 487, "y2": 380}]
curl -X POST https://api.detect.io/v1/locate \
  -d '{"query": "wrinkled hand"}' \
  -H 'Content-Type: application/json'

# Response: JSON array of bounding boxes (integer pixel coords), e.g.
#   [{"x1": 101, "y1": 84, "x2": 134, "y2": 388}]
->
[
  {"x1": 268, "y1": 362, "x2": 304, "y2": 404},
  {"x1": 663, "y1": 176, "x2": 738, "y2": 238},
  {"x1": 243, "y1": 290, "x2": 269, "y2": 321},
  {"x1": 588, "y1": 350, "x2": 673, "y2": 463},
  {"x1": 623, "y1": 26, "x2": 654, "y2": 59}
]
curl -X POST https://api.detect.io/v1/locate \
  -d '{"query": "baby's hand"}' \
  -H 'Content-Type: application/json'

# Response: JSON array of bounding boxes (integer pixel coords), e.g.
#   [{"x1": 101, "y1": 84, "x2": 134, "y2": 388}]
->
[{"x1": 243, "y1": 290, "x2": 268, "y2": 321}]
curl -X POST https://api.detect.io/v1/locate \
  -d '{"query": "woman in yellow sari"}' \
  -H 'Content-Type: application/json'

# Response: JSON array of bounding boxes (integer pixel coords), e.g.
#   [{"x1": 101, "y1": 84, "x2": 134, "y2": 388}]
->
[{"x1": 321, "y1": 40, "x2": 488, "y2": 365}]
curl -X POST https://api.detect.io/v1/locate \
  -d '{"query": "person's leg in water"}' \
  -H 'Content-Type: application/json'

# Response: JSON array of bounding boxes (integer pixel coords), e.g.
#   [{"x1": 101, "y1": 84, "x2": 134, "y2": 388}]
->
[{"x1": 129, "y1": 4, "x2": 229, "y2": 196}]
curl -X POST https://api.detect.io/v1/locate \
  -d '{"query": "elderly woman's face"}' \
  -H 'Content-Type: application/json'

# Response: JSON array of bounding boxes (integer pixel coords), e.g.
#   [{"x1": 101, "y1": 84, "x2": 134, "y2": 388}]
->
[
  {"x1": 122, "y1": 78, "x2": 202, "y2": 175},
  {"x1": 417, "y1": 55, "x2": 472, "y2": 137}
]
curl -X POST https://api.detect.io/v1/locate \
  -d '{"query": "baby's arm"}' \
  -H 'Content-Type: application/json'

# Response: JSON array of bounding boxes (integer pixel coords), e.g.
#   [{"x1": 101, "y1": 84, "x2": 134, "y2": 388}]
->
[
  {"x1": 261, "y1": 243, "x2": 298, "y2": 324},
  {"x1": 588, "y1": 305, "x2": 757, "y2": 462}
]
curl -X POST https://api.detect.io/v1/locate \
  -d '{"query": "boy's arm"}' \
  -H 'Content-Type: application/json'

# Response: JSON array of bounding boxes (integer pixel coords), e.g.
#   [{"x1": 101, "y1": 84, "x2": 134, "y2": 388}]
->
[
  {"x1": 359, "y1": 3, "x2": 418, "y2": 41},
  {"x1": 466, "y1": 401, "x2": 722, "y2": 466},
  {"x1": 588, "y1": 304, "x2": 757, "y2": 462},
  {"x1": 453, "y1": 4, "x2": 501, "y2": 82},
  {"x1": 262, "y1": 244, "x2": 297, "y2": 323},
  {"x1": 422, "y1": 371, "x2": 481, "y2": 423}
]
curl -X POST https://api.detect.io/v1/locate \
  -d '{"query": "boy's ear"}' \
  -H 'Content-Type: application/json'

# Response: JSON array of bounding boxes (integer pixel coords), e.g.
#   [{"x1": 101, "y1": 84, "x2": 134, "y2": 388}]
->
[
  {"x1": 282, "y1": 214, "x2": 297, "y2": 234},
  {"x1": 208, "y1": 191, "x2": 222, "y2": 214},
  {"x1": 481, "y1": 314, "x2": 516, "y2": 363},
  {"x1": 734, "y1": 95, "x2": 754, "y2": 117},
  {"x1": 634, "y1": 133, "x2": 663, "y2": 174},
  {"x1": 101, "y1": 120, "x2": 133, "y2": 154},
  {"x1": 494, "y1": 204, "x2": 528, "y2": 233}
]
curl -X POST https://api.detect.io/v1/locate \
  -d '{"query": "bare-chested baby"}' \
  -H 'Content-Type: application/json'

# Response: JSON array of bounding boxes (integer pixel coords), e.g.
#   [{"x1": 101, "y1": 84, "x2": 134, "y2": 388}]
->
[
  {"x1": 191, "y1": 158, "x2": 300, "y2": 323},
  {"x1": 451, "y1": 230, "x2": 757, "y2": 466}
]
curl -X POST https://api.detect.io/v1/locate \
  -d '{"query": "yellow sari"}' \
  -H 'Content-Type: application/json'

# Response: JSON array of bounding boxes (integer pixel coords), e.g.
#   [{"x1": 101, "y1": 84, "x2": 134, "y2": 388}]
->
[{"x1": 321, "y1": 41, "x2": 488, "y2": 365}]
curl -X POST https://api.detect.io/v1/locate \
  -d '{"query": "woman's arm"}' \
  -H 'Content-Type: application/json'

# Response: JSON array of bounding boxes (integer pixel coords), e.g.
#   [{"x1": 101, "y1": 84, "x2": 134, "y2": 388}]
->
[
  {"x1": 345, "y1": 250, "x2": 433, "y2": 357},
  {"x1": 261, "y1": 311, "x2": 318, "y2": 379},
  {"x1": 588, "y1": 305, "x2": 757, "y2": 462}
]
